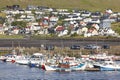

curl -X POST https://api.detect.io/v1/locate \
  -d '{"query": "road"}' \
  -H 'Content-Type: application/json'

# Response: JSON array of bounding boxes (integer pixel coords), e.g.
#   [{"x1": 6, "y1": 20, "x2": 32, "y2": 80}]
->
[{"x1": 0, "y1": 39, "x2": 120, "y2": 48}]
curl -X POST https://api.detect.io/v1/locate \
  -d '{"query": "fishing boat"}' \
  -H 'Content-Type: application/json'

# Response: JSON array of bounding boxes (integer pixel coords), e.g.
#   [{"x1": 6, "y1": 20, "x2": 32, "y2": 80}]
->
[
  {"x1": 15, "y1": 55, "x2": 30, "y2": 65},
  {"x1": 28, "y1": 53, "x2": 45, "y2": 67},
  {"x1": 42, "y1": 62, "x2": 87, "y2": 71},
  {"x1": 4, "y1": 49, "x2": 18, "y2": 63},
  {"x1": 5, "y1": 54, "x2": 17, "y2": 63},
  {"x1": 70, "y1": 63, "x2": 87, "y2": 71},
  {"x1": 93, "y1": 59, "x2": 120, "y2": 71},
  {"x1": 42, "y1": 64, "x2": 59, "y2": 71},
  {"x1": 0, "y1": 55, "x2": 7, "y2": 62},
  {"x1": 99, "y1": 60, "x2": 120, "y2": 71}
]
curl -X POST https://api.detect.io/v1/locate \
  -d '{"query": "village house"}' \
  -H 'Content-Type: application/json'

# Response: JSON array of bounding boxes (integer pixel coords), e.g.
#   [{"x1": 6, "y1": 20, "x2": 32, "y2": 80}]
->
[
  {"x1": 51, "y1": 11, "x2": 58, "y2": 15},
  {"x1": 35, "y1": 10, "x2": 45, "y2": 15},
  {"x1": 55, "y1": 25, "x2": 65, "y2": 36},
  {"x1": 29, "y1": 22, "x2": 41, "y2": 31},
  {"x1": 81, "y1": 11, "x2": 91, "y2": 17},
  {"x1": 19, "y1": 10, "x2": 25, "y2": 14},
  {"x1": 25, "y1": 10, "x2": 32, "y2": 14},
  {"x1": 26, "y1": 5, "x2": 38, "y2": 10},
  {"x1": 91, "y1": 12, "x2": 102, "y2": 18},
  {"x1": 11, "y1": 28, "x2": 19, "y2": 35},
  {"x1": 0, "y1": 5, "x2": 120, "y2": 37}
]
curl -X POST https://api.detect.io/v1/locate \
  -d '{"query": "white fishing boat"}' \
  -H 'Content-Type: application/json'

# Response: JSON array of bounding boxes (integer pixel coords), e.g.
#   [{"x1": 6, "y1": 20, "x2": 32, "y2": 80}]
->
[
  {"x1": 99, "y1": 60, "x2": 120, "y2": 71},
  {"x1": 93, "y1": 59, "x2": 120, "y2": 71},
  {"x1": 70, "y1": 63, "x2": 87, "y2": 71},
  {"x1": 15, "y1": 55, "x2": 30, "y2": 65},
  {"x1": 0, "y1": 55, "x2": 7, "y2": 62},
  {"x1": 28, "y1": 53, "x2": 45, "y2": 67},
  {"x1": 5, "y1": 54, "x2": 17, "y2": 63},
  {"x1": 42, "y1": 62, "x2": 87, "y2": 71},
  {"x1": 42, "y1": 64, "x2": 59, "y2": 71}
]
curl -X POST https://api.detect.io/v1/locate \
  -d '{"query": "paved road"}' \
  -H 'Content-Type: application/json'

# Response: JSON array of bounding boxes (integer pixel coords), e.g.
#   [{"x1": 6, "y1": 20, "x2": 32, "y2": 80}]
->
[{"x1": 0, "y1": 39, "x2": 120, "y2": 48}]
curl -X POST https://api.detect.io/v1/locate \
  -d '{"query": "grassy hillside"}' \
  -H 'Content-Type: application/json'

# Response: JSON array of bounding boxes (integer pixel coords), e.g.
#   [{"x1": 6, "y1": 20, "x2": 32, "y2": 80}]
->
[
  {"x1": 0, "y1": 0, "x2": 120, "y2": 12},
  {"x1": 112, "y1": 22, "x2": 120, "y2": 35}
]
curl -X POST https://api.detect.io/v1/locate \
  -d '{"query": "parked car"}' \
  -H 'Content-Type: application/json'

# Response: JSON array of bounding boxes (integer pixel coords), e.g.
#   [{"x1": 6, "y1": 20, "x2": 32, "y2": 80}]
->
[
  {"x1": 44, "y1": 45, "x2": 54, "y2": 50},
  {"x1": 70, "y1": 45, "x2": 80, "y2": 50},
  {"x1": 102, "y1": 44, "x2": 110, "y2": 49},
  {"x1": 84, "y1": 44, "x2": 101, "y2": 49}
]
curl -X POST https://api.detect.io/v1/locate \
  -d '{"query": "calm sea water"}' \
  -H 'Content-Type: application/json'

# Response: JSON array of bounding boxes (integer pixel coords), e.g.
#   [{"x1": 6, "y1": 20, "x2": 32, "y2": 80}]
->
[{"x1": 0, "y1": 61, "x2": 120, "y2": 80}]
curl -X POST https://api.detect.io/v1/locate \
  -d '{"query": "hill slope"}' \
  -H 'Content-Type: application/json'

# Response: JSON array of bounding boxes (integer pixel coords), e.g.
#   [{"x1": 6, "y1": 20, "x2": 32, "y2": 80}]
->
[{"x1": 0, "y1": 0, "x2": 120, "y2": 11}]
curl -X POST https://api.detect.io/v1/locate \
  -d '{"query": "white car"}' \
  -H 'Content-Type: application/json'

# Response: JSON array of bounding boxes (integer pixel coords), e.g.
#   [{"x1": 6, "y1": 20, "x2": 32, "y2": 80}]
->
[{"x1": 84, "y1": 44, "x2": 101, "y2": 49}]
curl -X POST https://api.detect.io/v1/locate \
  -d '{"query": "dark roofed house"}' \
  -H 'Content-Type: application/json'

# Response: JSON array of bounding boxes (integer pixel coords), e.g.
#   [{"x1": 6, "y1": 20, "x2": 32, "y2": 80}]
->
[
  {"x1": 91, "y1": 11, "x2": 101, "y2": 18},
  {"x1": 6, "y1": 5, "x2": 20, "y2": 10}
]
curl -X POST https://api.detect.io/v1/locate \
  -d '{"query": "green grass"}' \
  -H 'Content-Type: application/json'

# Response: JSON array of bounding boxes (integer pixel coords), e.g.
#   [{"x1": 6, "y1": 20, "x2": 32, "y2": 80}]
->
[
  {"x1": 112, "y1": 22, "x2": 120, "y2": 35},
  {"x1": 0, "y1": 0, "x2": 120, "y2": 12},
  {"x1": 0, "y1": 35, "x2": 24, "y2": 39}
]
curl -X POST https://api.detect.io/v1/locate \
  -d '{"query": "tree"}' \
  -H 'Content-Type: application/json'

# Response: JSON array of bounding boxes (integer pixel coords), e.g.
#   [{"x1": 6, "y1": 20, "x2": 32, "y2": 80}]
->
[
  {"x1": 14, "y1": 14, "x2": 21, "y2": 19},
  {"x1": 0, "y1": 17, "x2": 5, "y2": 24},
  {"x1": 11, "y1": 21, "x2": 27, "y2": 28}
]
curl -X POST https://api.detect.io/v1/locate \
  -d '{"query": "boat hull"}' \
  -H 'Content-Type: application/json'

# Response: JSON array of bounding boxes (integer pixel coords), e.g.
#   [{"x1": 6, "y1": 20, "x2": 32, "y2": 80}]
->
[
  {"x1": 43, "y1": 63, "x2": 87, "y2": 71},
  {"x1": 100, "y1": 66, "x2": 120, "y2": 71},
  {"x1": 16, "y1": 60, "x2": 29, "y2": 65}
]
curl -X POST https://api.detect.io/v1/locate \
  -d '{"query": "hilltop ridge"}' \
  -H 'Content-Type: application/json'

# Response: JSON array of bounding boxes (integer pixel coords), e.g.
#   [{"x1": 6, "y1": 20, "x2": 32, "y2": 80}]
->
[{"x1": 0, "y1": 0, "x2": 120, "y2": 11}]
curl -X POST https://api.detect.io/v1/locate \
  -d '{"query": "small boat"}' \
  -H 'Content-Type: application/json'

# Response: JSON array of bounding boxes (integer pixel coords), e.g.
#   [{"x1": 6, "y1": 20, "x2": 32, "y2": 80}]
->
[
  {"x1": 28, "y1": 53, "x2": 45, "y2": 68},
  {"x1": 93, "y1": 61, "x2": 102, "y2": 68},
  {"x1": 16, "y1": 56, "x2": 30, "y2": 65},
  {"x1": 42, "y1": 64, "x2": 59, "y2": 71},
  {"x1": 0, "y1": 55, "x2": 7, "y2": 62},
  {"x1": 99, "y1": 60, "x2": 120, "y2": 71},
  {"x1": 5, "y1": 54, "x2": 17, "y2": 63},
  {"x1": 70, "y1": 63, "x2": 87, "y2": 71},
  {"x1": 42, "y1": 62, "x2": 87, "y2": 71},
  {"x1": 94, "y1": 60, "x2": 120, "y2": 71}
]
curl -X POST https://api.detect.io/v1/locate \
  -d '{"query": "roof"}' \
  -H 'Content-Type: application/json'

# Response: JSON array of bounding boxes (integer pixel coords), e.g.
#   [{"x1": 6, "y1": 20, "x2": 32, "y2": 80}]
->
[
  {"x1": 33, "y1": 53, "x2": 43, "y2": 56},
  {"x1": 55, "y1": 26, "x2": 64, "y2": 31}
]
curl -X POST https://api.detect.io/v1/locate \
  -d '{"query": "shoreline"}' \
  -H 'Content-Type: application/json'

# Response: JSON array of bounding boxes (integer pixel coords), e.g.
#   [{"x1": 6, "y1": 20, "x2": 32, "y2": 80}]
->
[{"x1": 0, "y1": 38, "x2": 120, "y2": 56}]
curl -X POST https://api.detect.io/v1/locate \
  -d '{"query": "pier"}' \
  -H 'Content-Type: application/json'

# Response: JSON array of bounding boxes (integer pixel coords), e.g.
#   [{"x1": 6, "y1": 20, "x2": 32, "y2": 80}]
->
[{"x1": 85, "y1": 68, "x2": 100, "y2": 71}]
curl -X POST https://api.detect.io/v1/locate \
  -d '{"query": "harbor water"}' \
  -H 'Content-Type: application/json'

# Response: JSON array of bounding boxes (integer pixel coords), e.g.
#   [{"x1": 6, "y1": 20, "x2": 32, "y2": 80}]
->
[{"x1": 0, "y1": 61, "x2": 120, "y2": 80}]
